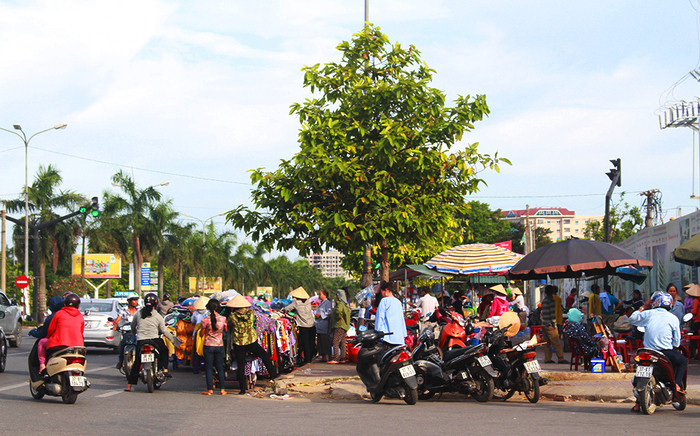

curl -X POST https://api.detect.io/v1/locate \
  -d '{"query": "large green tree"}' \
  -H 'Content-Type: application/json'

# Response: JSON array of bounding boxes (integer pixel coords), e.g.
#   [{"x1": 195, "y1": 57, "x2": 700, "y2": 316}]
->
[
  {"x1": 459, "y1": 201, "x2": 515, "y2": 244},
  {"x1": 228, "y1": 25, "x2": 507, "y2": 282}
]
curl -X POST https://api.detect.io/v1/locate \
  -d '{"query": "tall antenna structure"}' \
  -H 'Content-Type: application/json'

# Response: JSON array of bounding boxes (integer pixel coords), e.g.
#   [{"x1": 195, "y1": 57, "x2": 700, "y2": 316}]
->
[{"x1": 659, "y1": 98, "x2": 700, "y2": 198}]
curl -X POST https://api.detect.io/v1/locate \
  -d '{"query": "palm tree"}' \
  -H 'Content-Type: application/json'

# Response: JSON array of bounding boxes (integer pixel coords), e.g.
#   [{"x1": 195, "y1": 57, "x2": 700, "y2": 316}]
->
[
  {"x1": 159, "y1": 220, "x2": 194, "y2": 298},
  {"x1": 147, "y1": 200, "x2": 178, "y2": 299},
  {"x1": 5, "y1": 164, "x2": 84, "y2": 317},
  {"x1": 102, "y1": 170, "x2": 163, "y2": 296}
]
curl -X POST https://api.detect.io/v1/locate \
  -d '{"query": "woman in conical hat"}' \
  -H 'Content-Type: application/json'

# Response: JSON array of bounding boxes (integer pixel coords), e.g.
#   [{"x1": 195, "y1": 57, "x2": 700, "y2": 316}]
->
[{"x1": 284, "y1": 287, "x2": 315, "y2": 365}]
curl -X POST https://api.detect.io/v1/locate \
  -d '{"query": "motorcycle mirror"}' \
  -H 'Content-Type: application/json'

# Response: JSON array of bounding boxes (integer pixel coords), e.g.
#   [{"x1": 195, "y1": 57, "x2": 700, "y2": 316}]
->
[
  {"x1": 637, "y1": 326, "x2": 645, "y2": 333},
  {"x1": 683, "y1": 312, "x2": 693, "y2": 323}
]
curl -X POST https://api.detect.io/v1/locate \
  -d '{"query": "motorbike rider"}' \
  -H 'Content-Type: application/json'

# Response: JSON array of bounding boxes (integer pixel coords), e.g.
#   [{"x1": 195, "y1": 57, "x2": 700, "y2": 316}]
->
[
  {"x1": 29, "y1": 296, "x2": 65, "y2": 374},
  {"x1": 157, "y1": 292, "x2": 175, "y2": 316},
  {"x1": 125, "y1": 293, "x2": 181, "y2": 392},
  {"x1": 629, "y1": 292, "x2": 686, "y2": 412},
  {"x1": 44, "y1": 293, "x2": 85, "y2": 366},
  {"x1": 114, "y1": 293, "x2": 141, "y2": 370},
  {"x1": 359, "y1": 281, "x2": 408, "y2": 390}
]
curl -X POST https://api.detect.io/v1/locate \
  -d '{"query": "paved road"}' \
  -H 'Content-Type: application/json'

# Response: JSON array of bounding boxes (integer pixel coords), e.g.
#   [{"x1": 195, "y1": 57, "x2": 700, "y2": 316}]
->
[{"x1": 2, "y1": 331, "x2": 698, "y2": 435}]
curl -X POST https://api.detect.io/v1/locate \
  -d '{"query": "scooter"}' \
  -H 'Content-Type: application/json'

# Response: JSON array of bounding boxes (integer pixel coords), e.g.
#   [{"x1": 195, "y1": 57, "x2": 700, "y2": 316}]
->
[
  {"x1": 412, "y1": 326, "x2": 496, "y2": 402},
  {"x1": 485, "y1": 326, "x2": 543, "y2": 403},
  {"x1": 354, "y1": 329, "x2": 419, "y2": 405},
  {"x1": 28, "y1": 340, "x2": 90, "y2": 404},
  {"x1": 632, "y1": 313, "x2": 691, "y2": 415},
  {"x1": 118, "y1": 322, "x2": 137, "y2": 376},
  {"x1": 137, "y1": 342, "x2": 168, "y2": 393}
]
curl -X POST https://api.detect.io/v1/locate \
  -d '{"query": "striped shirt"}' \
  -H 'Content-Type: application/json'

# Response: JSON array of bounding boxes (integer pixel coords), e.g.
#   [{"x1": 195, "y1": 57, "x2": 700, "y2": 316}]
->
[{"x1": 541, "y1": 296, "x2": 556, "y2": 326}]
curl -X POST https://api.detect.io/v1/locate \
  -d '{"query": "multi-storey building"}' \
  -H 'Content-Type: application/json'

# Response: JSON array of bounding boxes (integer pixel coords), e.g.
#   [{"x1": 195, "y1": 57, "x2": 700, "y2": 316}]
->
[
  {"x1": 501, "y1": 207, "x2": 604, "y2": 241},
  {"x1": 305, "y1": 250, "x2": 351, "y2": 279}
]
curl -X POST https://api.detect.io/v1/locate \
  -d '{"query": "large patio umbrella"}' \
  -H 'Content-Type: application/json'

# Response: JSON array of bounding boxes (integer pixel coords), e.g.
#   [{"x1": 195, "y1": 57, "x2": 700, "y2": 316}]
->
[
  {"x1": 673, "y1": 233, "x2": 700, "y2": 266},
  {"x1": 424, "y1": 243, "x2": 524, "y2": 276},
  {"x1": 507, "y1": 238, "x2": 653, "y2": 280}
]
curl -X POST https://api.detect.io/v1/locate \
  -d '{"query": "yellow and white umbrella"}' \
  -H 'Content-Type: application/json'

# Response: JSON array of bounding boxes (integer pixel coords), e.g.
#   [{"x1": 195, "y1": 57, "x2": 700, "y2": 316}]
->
[{"x1": 424, "y1": 243, "x2": 524, "y2": 276}]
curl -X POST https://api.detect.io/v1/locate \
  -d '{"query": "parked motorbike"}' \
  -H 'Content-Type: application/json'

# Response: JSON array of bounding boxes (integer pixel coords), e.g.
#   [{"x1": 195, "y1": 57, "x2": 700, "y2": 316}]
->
[
  {"x1": 412, "y1": 326, "x2": 496, "y2": 402},
  {"x1": 136, "y1": 342, "x2": 168, "y2": 393},
  {"x1": 431, "y1": 307, "x2": 477, "y2": 355},
  {"x1": 354, "y1": 329, "x2": 419, "y2": 405},
  {"x1": 633, "y1": 346, "x2": 689, "y2": 414},
  {"x1": 485, "y1": 325, "x2": 543, "y2": 403},
  {"x1": 28, "y1": 340, "x2": 90, "y2": 404}
]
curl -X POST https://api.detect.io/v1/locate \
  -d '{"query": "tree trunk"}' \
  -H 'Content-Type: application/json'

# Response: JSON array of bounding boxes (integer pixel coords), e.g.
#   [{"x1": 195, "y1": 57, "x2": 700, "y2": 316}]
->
[
  {"x1": 133, "y1": 233, "x2": 142, "y2": 295},
  {"x1": 51, "y1": 237, "x2": 59, "y2": 273},
  {"x1": 106, "y1": 279, "x2": 112, "y2": 298},
  {"x1": 39, "y1": 261, "x2": 47, "y2": 321},
  {"x1": 157, "y1": 255, "x2": 165, "y2": 300},
  {"x1": 380, "y1": 239, "x2": 389, "y2": 283},
  {"x1": 360, "y1": 244, "x2": 373, "y2": 288},
  {"x1": 177, "y1": 260, "x2": 183, "y2": 297}
]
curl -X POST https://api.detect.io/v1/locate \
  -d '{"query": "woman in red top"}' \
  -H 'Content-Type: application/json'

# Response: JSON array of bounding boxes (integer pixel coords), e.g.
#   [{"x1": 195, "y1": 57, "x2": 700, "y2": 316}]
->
[
  {"x1": 46, "y1": 293, "x2": 85, "y2": 358},
  {"x1": 199, "y1": 298, "x2": 227, "y2": 395}
]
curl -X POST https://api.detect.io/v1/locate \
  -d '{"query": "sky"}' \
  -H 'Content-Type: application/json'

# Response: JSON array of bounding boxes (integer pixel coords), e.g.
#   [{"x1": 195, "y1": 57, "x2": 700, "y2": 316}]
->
[{"x1": 1, "y1": 0, "x2": 700, "y2": 258}]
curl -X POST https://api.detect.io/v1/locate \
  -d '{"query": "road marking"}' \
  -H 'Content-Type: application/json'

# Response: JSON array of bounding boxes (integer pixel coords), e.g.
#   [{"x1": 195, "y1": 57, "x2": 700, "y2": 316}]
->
[
  {"x1": 86, "y1": 365, "x2": 114, "y2": 373},
  {"x1": 8, "y1": 351, "x2": 30, "y2": 356},
  {"x1": 0, "y1": 382, "x2": 27, "y2": 392},
  {"x1": 95, "y1": 390, "x2": 123, "y2": 398}
]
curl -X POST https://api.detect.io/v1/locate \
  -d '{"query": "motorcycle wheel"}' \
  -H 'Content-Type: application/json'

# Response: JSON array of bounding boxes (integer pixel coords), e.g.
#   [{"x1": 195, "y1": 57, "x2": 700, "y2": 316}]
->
[
  {"x1": 370, "y1": 391, "x2": 383, "y2": 403},
  {"x1": 0, "y1": 340, "x2": 6, "y2": 372},
  {"x1": 638, "y1": 376, "x2": 656, "y2": 415},
  {"x1": 29, "y1": 382, "x2": 45, "y2": 400},
  {"x1": 673, "y1": 397, "x2": 686, "y2": 411},
  {"x1": 62, "y1": 391, "x2": 78, "y2": 404},
  {"x1": 403, "y1": 386, "x2": 418, "y2": 405},
  {"x1": 471, "y1": 368, "x2": 494, "y2": 403},
  {"x1": 146, "y1": 368, "x2": 155, "y2": 393},
  {"x1": 524, "y1": 374, "x2": 540, "y2": 404}
]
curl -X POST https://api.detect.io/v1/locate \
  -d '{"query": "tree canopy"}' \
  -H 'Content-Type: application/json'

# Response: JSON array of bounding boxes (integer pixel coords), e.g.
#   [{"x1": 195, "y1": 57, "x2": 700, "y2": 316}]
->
[
  {"x1": 584, "y1": 192, "x2": 643, "y2": 242},
  {"x1": 228, "y1": 25, "x2": 508, "y2": 281}
]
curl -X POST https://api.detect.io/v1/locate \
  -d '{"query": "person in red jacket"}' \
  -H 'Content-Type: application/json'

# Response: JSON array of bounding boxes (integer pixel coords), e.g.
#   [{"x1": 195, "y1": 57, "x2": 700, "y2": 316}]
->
[{"x1": 45, "y1": 293, "x2": 85, "y2": 359}]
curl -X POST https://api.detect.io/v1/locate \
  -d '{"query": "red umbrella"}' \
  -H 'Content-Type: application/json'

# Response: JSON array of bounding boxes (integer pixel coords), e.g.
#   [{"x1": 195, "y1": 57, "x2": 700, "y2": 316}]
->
[{"x1": 507, "y1": 238, "x2": 653, "y2": 280}]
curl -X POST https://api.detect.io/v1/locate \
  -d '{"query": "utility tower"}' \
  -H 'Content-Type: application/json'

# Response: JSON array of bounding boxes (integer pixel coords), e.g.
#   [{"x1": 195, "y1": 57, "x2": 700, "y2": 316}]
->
[{"x1": 640, "y1": 189, "x2": 662, "y2": 228}]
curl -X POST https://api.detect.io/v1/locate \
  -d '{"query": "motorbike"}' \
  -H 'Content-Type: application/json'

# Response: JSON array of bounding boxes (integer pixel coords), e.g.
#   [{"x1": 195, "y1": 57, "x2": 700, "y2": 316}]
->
[
  {"x1": 485, "y1": 326, "x2": 543, "y2": 403},
  {"x1": 119, "y1": 322, "x2": 137, "y2": 376},
  {"x1": 633, "y1": 346, "x2": 689, "y2": 414},
  {"x1": 136, "y1": 342, "x2": 168, "y2": 393},
  {"x1": 412, "y1": 326, "x2": 496, "y2": 402},
  {"x1": 353, "y1": 329, "x2": 419, "y2": 405},
  {"x1": 431, "y1": 307, "x2": 479, "y2": 356},
  {"x1": 28, "y1": 340, "x2": 90, "y2": 404}
]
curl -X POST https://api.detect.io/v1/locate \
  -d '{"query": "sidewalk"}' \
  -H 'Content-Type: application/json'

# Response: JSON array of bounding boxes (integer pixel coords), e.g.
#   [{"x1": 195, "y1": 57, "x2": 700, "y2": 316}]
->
[{"x1": 264, "y1": 350, "x2": 700, "y2": 405}]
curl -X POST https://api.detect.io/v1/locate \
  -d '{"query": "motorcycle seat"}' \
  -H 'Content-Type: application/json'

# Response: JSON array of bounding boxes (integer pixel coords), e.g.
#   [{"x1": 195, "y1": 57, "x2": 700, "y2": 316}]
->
[
  {"x1": 52, "y1": 346, "x2": 87, "y2": 357},
  {"x1": 444, "y1": 344, "x2": 482, "y2": 362}
]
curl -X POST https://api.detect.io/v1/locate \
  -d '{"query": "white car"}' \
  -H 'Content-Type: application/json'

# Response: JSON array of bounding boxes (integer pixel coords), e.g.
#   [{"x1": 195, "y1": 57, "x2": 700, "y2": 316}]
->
[
  {"x1": 0, "y1": 290, "x2": 22, "y2": 347},
  {"x1": 81, "y1": 298, "x2": 122, "y2": 350}
]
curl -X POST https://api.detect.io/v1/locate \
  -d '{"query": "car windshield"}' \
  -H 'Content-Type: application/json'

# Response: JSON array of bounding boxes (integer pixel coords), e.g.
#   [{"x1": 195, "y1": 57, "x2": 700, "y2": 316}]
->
[{"x1": 81, "y1": 302, "x2": 113, "y2": 313}]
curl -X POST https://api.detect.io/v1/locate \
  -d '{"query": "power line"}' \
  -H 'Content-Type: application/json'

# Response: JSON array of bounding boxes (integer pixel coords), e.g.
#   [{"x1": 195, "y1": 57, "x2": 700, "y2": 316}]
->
[
  {"x1": 470, "y1": 191, "x2": 642, "y2": 199},
  {"x1": 31, "y1": 146, "x2": 252, "y2": 186}
]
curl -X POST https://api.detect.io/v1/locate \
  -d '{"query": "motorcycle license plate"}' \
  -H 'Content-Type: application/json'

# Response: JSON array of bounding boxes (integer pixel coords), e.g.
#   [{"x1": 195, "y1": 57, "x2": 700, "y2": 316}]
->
[
  {"x1": 524, "y1": 360, "x2": 541, "y2": 374},
  {"x1": 141, "y1": 353, "x2": 155, "y2": 363},
  {"x1": 477, "y1": 356, "x2": 492, "y2": 367},
  {"x1": 69, "y1": 376, "x2": 86, "y2": 387},
  {"x1": 636, "y1": 365, "x2": 653, "y2": 378},
  {"x1": 399, "y1": 365, "x2": 416, "y2": 379}
]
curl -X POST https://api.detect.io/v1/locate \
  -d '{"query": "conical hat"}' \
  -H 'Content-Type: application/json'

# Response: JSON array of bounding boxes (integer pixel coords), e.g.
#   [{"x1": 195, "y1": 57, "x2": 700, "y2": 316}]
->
[
  {"x1": 510, "y1": 287, "x2": 522, "y2": 295},
  {"x1": 490, "y1": 284, "x2": 508, "y2": 295},
  {"x1": 193, "y1": 296, "x2": 210, "y2": 310},
  {"x1": 226, "y1": 294, "x2": 251, "y2": 308},
  {"x1": 685, "y1": 283, "x2": 700, "y2": 297},
  {"x1": 498, "y1": 311, "x2": 521, "y2": 337},
  {"x1": 290, "y1": 286, "x2": 310, "y2": 300}
]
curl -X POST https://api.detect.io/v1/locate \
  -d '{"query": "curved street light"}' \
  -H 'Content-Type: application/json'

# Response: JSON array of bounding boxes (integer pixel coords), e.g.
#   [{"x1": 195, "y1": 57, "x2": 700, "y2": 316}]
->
[{"x1": 0, "y1": 123, "x2": 67, "y2": 317}]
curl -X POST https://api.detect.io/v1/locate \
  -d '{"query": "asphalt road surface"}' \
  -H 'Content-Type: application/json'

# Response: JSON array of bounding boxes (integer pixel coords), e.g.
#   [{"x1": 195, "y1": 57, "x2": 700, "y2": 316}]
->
[{"x1": 2, "y1": 330, "x2": 698, "y2": 436}]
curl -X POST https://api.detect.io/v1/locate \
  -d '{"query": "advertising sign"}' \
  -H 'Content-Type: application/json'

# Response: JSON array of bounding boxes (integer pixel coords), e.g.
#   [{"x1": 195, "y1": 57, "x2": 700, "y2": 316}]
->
[
  {"x1": 72, "y1": 254, "x2": 122, "y2": 279},
  {"x1": 188, "y1": 277, "x2": 222, "y2": 294}
]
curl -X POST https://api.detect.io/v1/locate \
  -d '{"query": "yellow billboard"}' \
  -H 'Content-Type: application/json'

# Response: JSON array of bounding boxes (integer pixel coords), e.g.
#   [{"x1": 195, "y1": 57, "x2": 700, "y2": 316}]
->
[
  {"x1": 72, "y1": 254, "x2": 122, "y2": 279},
  {"x1": 188, "y1": 277, "x2": 222, "y2": 294}
]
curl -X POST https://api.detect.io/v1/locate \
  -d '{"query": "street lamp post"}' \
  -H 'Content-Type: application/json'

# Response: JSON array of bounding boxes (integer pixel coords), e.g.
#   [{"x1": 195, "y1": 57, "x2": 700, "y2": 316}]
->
[
  {"x1": 0, "y1": 123, "x2": 67, "y2": 318},
  {"x1": 181, "y1": 212, "x2": 226, "y2": 293}
]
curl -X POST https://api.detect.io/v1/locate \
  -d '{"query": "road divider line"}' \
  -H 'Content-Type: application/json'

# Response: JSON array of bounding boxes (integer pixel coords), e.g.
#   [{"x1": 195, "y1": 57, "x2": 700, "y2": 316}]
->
[
  {"x1": 0, "y1": 382, "x2": 27, "y2": 392},
  {"x1": 95, "y1": 390, "x2": 123, "y2": 398},
  {"x1": 86, "y1": 365, "x2": 115, "y2": 373}
]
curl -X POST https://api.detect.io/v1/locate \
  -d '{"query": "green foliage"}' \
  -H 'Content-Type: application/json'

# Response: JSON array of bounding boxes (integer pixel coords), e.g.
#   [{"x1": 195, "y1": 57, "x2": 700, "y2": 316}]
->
[
  {"x1": 584, "y1": 192, "x2": 643, "y2": 242},
  {"x1": 510, "y1": 223, "x2": 554, "y2": 253},
  {"x1": 459, "y1": 201, "x2": 516, "y2": 244},
  {"x1": 228, "y1": 25, "x2": 508, "y2": 280}
]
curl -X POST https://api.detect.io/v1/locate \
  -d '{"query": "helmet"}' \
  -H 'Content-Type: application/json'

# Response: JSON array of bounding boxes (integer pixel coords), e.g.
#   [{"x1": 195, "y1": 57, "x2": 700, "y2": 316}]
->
[
  {"x1": 64, "y1": 293, "x2": 81, "y2": 308},
  {"x1": 126, "y1": 292, "x2": 139, "y2": 301},
  {"x1": 651, "y1": 292, "x2": 673, "y2": 310},
  {"x1": 143, "y1": 293, "x2": 158, "y2": 307},
  {"x1": 163, "y1": 292, "x2": 171, "y2": 301}
]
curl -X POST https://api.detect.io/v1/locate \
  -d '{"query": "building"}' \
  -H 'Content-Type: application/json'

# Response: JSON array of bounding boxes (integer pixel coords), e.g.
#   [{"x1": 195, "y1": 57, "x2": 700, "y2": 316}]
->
[
  {"x1": 501, "y1": 207, "x2": 604, "y2": 241},
  {"x1": 305, "y1": 250, "x2": 351, "y2": 279}
]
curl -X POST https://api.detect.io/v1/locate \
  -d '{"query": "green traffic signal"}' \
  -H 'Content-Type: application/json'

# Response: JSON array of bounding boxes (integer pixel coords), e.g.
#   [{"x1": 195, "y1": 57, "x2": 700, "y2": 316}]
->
[
  {"x1": 79, "y1": 206, "x2": 87, "y2": 213},
  {"x1": 91, "y1": 210, "x2": 99, "y2": 217}
]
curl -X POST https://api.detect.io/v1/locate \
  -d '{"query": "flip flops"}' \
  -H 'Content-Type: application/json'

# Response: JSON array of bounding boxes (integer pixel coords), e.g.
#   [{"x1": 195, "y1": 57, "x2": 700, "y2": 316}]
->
[{"x1": 202, "y1": 391, "x2": 213, "y2": 395}]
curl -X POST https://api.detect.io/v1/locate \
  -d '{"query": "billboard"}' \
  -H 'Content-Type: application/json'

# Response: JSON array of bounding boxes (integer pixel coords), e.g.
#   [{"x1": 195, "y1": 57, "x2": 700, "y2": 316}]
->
[
  {"x1": 72, "y1": 254, "x2": 122, "y2": 279},
  {"x1": 188, "y1": 277, "x2": 222, "y2": 294}
]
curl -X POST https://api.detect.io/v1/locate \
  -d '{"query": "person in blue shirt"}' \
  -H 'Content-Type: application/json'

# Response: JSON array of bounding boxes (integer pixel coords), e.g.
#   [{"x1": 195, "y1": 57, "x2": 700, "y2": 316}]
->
[
  {"x1": 375, "y1": 281, "x2": 407, "y2": 346},
  {"x1": 629, "y1": 292, "x2": 686, "y2": 400},
  {"x1": 599, "y1": 285, "x2": 621, "y2": 332}
]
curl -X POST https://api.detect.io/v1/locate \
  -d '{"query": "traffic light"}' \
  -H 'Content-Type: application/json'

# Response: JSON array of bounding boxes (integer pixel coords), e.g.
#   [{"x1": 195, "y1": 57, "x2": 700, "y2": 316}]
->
[
  {"x1": 606, "y1": 158, "x2": 621, "y2": 187},
  {"x1": 90, "y1": 196, "x2": 99, "y2": 217}
]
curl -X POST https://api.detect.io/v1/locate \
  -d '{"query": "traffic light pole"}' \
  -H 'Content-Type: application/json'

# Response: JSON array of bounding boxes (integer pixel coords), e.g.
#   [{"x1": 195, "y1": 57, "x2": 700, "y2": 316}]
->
[{"x1": 603, "y1": 159, "x2": 621, "y2": 289}]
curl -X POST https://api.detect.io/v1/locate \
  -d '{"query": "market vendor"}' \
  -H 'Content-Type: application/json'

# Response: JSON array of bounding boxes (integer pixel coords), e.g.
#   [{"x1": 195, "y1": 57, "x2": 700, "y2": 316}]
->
[
  {"x1": 283, "y1": 287, "x2": 315, "y2": 365},
  {"x1": 227, "y1": 295, "x2": 279, "y2": 394}
]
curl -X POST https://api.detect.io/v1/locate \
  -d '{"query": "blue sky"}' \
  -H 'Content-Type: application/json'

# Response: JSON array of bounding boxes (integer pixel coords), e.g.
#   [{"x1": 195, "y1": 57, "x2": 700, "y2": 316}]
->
[{"x1": 1, "y1": 1, "x2": 699, "y2": 257}]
